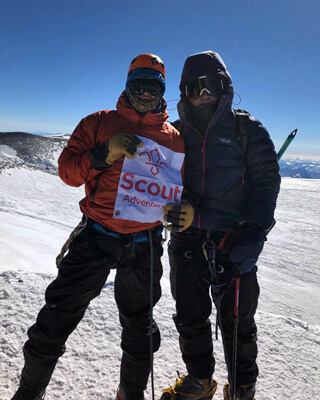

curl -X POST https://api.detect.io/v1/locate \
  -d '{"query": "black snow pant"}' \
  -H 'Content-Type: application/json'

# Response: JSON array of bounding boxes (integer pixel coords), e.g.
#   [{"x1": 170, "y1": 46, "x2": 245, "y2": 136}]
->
[
  {"x1": 19, "y1": 220, "x2": 163, "y2": 395},
  {"x1": 169, "y1": 229, "x2": 259, "y2": 387}
]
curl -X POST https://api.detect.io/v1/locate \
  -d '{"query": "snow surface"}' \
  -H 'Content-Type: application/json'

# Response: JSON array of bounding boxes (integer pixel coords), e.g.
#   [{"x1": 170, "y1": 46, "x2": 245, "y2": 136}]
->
[
  {"x1": 0, "y1": 145, "x2": 18, "y2": 160},
  {"x1": 0, "y1": 167, "x2": 320, "y2": 400}
]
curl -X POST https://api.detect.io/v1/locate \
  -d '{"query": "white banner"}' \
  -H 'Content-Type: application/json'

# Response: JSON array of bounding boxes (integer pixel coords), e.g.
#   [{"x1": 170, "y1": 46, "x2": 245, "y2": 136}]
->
[{"x1": 113, "y1": 136, "x2": 184, "y2": 223}]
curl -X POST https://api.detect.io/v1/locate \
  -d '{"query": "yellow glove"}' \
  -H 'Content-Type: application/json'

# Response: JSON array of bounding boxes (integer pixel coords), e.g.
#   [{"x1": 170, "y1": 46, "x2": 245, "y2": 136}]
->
[
  {"x1": 106, "y1": 134, "x2": 143, "y2": 165},
  {"x1": 164, "y1": 200, "x2": 194, "y2": 232}
]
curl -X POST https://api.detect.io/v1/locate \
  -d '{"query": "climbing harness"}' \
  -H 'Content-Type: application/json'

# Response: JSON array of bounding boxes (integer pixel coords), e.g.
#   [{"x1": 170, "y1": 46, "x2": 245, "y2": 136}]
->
[
  {"x1": 202, "y1": 232, "x2": 217, "y2": 283},
  {"x1": 56, "y1": 216, "x2": 88, "y2": 268}
]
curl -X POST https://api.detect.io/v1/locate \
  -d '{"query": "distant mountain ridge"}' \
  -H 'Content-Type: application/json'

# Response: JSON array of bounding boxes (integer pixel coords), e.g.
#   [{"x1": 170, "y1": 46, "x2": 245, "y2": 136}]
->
[
  {"x1": 29, "y1": 131, "x2": 68, "y2": 137},
  {"x1": 279, "y1": 157, "x2": 320, "y2": 179},
  {"x1": 0, "y1": 132, "x2": 68, "y2": 173},
  {"x1": 1, "y1": 131, "x2": 320, "y2": 179}
]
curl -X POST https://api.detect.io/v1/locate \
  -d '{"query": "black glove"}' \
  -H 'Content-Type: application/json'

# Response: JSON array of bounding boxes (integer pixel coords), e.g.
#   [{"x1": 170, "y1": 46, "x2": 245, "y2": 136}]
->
[
  {"x1": 229, "y1": 222, "x2": 266, "y2": 275},
  {"x1": 90, "y1": 134, "x2": 143, "y2": 170},
  {"x1": 90, "y1": 142, "x2": 111, "y2": 170}
]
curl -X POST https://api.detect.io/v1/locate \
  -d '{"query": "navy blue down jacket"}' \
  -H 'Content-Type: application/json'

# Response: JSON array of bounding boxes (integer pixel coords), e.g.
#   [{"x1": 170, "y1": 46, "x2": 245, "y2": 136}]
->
[{"x1": 174, "y1": 51, "x2": 281, "y2": 273}]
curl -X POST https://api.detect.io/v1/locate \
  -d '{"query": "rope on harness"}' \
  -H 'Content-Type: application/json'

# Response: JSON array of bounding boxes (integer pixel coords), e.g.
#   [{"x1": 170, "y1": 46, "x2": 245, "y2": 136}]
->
[
  {"x1": 56, "y1": 216, "x2": 88, "y2": 268},
  {"x1": 148, "y1": 229, "x2": 155, "y2": 400}
]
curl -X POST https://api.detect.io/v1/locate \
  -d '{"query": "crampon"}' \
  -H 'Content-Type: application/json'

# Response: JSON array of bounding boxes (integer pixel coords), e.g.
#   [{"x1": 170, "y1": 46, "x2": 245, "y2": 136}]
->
[
  {"x1": 223, "y1": 383, "x2": 255, "y2": 400},
  {"x1": 160, "y1": 374, "x2": 217, "y2": 400}
]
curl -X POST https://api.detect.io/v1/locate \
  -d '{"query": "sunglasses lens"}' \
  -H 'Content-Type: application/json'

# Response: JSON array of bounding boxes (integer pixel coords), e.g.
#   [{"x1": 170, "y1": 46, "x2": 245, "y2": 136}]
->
[
  {"x1": 186, "y1": 77, "x2": 224, "y2": 99},
  {"x1": 129, "y1": 79, "x2": 164, "y2": 97},
  {"x1": 130, "y1": 85, "x2": 144, "y2": 95},
  {"x1": 147, "y1": 88, "x2": 161, "y2": 96}
]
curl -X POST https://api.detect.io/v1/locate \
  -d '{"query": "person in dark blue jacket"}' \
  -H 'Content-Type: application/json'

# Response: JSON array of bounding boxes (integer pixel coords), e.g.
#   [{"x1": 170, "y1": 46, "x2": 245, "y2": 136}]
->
[{"x1": 162, "y1": 51, "x2": 281, "y2": 400}]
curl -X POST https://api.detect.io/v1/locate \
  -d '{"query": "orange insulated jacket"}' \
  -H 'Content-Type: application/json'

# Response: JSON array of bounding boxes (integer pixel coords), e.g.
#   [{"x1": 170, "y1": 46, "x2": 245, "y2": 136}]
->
[{"x1": 58, "y1": 92, "x2": 184, "y2": 233}]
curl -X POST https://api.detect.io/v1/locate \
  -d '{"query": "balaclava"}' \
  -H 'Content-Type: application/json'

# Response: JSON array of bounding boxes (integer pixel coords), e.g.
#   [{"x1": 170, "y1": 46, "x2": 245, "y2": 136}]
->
[{"x1": 180, "y1": 51, "x2": 232, "y2": 133}]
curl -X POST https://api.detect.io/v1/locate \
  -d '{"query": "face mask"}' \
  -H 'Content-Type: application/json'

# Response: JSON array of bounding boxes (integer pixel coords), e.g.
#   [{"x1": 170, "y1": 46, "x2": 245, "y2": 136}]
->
[
  {"x1": 188, "y1": 100, "x2": 219, "y2": 133},
  {"x1": 127, "y1": 91, "x2": 162, "y2": 113},
  {"x1": 126, "y1": 78, "x2": 164, "y2": 113}
]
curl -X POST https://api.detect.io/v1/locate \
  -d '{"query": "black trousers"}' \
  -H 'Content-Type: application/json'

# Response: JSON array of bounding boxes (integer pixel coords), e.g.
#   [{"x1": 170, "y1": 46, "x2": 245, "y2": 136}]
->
[
  {"x1": 19, "y1": 224, "x2": 163, "y2": 394},
  {"x1": 169, "y1": 230, "x2": 259, "y2": 386}
]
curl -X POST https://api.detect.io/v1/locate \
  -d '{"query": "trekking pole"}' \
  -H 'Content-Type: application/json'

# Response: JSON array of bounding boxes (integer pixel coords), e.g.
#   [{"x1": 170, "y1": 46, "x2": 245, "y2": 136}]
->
[
  {"x1": 148, "y1": 230, "x2": 155, "y2": 400},
  {"x1": 277, "y1": 129, "x2": 297, "y2": 160},
  {"x1": 231, "y1": 277, "x2": 240, "y2": 400},
  {"x1": 226, "y1": 129, "x2": 296, "y2": 399}
]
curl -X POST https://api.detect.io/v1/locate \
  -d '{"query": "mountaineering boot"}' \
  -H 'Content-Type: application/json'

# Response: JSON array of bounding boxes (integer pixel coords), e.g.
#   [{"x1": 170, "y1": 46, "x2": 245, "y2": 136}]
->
[
  {"x1": 11, "y1": 387, "x2": 46, "y2": 400},
  {"x1": 116, "y1": 385, "x2": 145, "y2": 400},
  {"x1": 161, "y1": 374, "x2": 217, "y2": 400},
  {"x1": 223, "y1": 382, "x2": 256, "y2": 400}
]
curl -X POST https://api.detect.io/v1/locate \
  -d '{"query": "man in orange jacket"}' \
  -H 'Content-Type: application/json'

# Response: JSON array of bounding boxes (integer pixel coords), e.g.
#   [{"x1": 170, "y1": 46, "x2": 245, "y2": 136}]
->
[{"x1": 11, "y1": 54, "x2": 193, "y2": 400}]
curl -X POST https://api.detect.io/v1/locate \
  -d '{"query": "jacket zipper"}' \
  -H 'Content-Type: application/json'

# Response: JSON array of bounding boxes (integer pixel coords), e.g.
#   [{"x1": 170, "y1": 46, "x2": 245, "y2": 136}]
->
[
  {"x1": 199, "y1": 114, "x2": 218, "y2": 229},
  {"x1": 198, "y1": 138, "x2": 206, "y2": 229},
  {"x1": 182, "y1": 119, "x2": 214, "y2": 230}
]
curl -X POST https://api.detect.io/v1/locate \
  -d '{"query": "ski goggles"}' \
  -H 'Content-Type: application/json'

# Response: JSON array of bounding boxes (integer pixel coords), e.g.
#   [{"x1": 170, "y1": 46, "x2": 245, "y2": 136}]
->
[
  {"x1": 185, "y1": 76, "x2": 225, "y2": 99},
  {"x1": 128, "y1": 78, "x2": 164, "y2": 97}
]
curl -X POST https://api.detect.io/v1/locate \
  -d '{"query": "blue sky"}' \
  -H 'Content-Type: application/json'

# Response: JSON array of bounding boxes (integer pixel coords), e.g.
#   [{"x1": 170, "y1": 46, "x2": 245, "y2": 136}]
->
[{"x1": 1, "y1": 0, "x2": 319, "y2": 156}]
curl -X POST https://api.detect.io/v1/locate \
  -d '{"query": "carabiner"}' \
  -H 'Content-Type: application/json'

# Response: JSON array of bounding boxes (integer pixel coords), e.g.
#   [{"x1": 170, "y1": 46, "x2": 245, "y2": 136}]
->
[{"x1": 202, "y1": 240, "x2": 215, "y2": 262}]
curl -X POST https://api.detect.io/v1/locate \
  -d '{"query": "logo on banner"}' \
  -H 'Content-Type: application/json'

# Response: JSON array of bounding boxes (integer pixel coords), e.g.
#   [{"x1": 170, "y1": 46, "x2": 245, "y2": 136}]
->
[
  {"x1": 120, "y1": 173, "x2": 182, "y2": 202},
  {"x1": 139, "y1": 148, "x2": 168, "y2": 176}
]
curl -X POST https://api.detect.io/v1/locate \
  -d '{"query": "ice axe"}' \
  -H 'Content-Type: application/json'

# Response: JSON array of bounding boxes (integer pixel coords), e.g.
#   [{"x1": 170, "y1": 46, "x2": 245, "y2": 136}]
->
[{"x1": 277, "y1": 129, "x2": 297, "y2": 160}]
